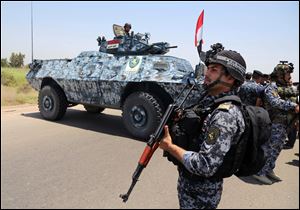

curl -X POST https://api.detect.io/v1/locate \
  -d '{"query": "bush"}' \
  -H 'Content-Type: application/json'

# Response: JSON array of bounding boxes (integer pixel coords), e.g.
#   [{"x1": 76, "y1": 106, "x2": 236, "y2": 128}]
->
[
  {"x1": 1, "y1": 58, "x2": 9, "y2": 67},
  {"x1": 1, "y1": 71, "x2": 17, "y2": 87},
  {"x1": 17, "y1": 83, "x2": 32, "y2": 94},
  {"x1": 9, "y1": 52, "x2": 25, "y2": 68}
]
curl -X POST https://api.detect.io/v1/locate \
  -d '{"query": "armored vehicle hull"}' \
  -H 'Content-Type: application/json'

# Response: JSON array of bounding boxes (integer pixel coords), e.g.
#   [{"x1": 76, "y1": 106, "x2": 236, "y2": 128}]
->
[{"x1": 26, "y1": 51, "x2": 203, "y2": 139}]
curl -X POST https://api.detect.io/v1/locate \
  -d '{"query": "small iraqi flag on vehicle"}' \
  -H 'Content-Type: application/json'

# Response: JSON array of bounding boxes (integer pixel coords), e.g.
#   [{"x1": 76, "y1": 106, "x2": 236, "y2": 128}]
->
[
  {"x1": 195, "y1": 9, "x2": 204, "y2": 47},
  {"x1": 107, "y1": 39, "x2": 120, "y2": 49}
]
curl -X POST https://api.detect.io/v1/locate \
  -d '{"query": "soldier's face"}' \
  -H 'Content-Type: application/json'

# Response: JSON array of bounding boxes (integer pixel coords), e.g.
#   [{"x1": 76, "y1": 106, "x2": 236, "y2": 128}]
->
[
  {"x1": 284, "y1": 72, "x2": 291, "y2": 83},
  {"x1": 257, "y1": 76, "x2": 264, "y2": 84},
  {"x1": 204, "y1": 64, "x2": 225, "y2": 85},
  {"x1": 125, "y1": 26, "x2": 130, "y2": 32},
  {"x1": 204, "y1": 63, "x2": 234, "y2": 94}
]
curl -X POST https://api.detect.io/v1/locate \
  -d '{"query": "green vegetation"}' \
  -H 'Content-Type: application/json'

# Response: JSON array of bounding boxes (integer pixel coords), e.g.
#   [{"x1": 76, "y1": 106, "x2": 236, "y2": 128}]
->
[
  {"x1": 1, "y1": 67, "x2": 38, "y2": 106},
  {"x1": 1, "y1": 52, "x2": 26, "y2": 68}
]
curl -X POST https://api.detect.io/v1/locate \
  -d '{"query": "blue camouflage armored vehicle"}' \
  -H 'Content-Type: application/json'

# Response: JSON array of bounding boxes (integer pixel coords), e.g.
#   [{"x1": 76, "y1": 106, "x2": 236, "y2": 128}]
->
[{"x1": 26, "y1": 24, "x2": 204, "y2": 139}]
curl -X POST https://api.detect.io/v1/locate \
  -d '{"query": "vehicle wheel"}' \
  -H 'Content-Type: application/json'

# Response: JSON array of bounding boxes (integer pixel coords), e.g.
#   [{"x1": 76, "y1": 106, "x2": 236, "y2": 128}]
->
[
  {"x1": 122, "y1": 91, "x2": 164, "y2": 140},
  {"x1": 38, "y1": 85, "x2": 68, "y2": 121},
  {"x1": 83, "y1": 105, "x2": 105, "y2": 113}
]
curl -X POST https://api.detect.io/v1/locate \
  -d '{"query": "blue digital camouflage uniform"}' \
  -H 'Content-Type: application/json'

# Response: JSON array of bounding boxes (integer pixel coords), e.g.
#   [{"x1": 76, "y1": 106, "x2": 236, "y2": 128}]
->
[
  {"x1": 257, "y1": 82, "x2": 297, "y2": 176},
  {"x1": 178, "y1": 91, "x2": 245, "y2": 209},
  {"x1": 238, "y1": 80, "x2": 265, "y2": 106}
]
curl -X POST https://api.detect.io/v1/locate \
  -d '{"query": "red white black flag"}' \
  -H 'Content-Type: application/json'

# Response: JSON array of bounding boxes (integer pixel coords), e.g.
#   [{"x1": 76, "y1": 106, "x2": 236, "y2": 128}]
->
[
  {"x1": 107, "y1": 39, "x2": 120, "y2": 49},
  {"x1": 195, "y1": 10, "x2": 204, "y2": 47}
]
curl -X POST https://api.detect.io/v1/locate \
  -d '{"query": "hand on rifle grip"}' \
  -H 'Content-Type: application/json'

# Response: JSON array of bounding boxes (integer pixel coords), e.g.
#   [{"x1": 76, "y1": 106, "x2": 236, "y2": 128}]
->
[{"x1": 174, "y1": 108, "x2": 184, "y2": 122}]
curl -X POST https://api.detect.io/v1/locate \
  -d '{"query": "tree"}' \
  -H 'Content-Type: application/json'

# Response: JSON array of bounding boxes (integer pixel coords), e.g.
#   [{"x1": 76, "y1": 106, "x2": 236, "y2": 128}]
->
[
  {"x1": 9, "y1": 52, "x2": 25, "y2": 68},
  {"x1": 1, "y1": 58, "x2": 9, "y2": 67}
]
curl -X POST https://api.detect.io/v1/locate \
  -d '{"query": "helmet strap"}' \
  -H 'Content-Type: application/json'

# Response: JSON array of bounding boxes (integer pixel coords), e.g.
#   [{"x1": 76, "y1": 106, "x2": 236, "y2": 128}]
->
[
  {"x1": 218, "y1": 80, "x2": 233, "y2": 88},
  {"x1": 203, "y1": 71, "x2": 232, "y2": 90}
]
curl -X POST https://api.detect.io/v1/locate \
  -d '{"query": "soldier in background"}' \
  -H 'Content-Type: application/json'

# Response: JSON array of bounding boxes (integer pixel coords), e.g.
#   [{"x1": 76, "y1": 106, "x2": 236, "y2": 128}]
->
[
  {"x1": 245, "y1": 72, "x2": 252, "y2": 81},
  {"x1": 276, "y1": 64, "x2": 299, "y2": 149},
  {"x1": 262, "y1": 73, "x2": 270, "y2": 86},
  {"x1": 238, "y1": 70, "x2": 265, "y2": 106},
  {"x1": 277, "y1": 63, "x2": 299, "y2": 149},
  {"x1": 252, "y1": 62, "x2": 299, "y2": 184},
  {"x1": 159, "y1": 49, "x2": 246, "y2": 209},
  {"x1": 124, "y1": 23, "x2": 132, "y2": 36}
]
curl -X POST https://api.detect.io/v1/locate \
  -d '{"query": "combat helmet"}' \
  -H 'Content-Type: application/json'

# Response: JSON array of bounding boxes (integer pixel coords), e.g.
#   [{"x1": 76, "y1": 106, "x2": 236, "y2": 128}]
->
[
  {"x1": 124, "y1": 23, "x2": 132, "y2": 29},
  {"x1": 271, "y1": 61, "x2": 293, "y2": 85},
  {"x1": 205, "y1": 46, "x2": 246, "y2": 83}
]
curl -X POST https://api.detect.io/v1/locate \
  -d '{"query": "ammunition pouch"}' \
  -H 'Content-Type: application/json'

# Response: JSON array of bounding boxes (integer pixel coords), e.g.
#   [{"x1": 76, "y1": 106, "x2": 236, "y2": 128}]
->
[{"x1": 163, "y1": 109, "x2": 202, "y2": 166}]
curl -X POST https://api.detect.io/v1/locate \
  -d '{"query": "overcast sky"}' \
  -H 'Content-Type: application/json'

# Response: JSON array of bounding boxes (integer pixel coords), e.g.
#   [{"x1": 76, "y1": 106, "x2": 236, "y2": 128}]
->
[{"x1": 1, "y1": 1, "x2": 299, "y2": 81}]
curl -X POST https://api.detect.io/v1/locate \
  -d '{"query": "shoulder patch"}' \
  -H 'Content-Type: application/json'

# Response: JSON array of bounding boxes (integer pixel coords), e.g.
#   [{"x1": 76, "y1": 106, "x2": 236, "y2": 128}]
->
[
  {"x1": 217, "y1": 102, "x2": 232, "y2": 111},
  {"x1": 206, "y1": 126, "x2": 220, "y2": 145},
  {"x1": 272, "y1": 90, "x2": 279, "y2": 97}
]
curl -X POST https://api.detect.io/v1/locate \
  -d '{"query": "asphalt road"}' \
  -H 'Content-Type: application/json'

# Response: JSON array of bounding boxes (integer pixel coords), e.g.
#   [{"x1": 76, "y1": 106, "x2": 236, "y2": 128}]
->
[{"x1": 1, "y1": 105, "x2": 299, "y2": 209}]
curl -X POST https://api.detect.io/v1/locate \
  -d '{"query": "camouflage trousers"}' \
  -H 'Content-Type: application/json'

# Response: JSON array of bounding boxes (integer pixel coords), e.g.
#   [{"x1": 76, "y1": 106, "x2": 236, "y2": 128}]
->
[
  {"x1": 258, "y1": 123, "x2": 287, "y2": 176},
  {"x1": 177, "y1": 172, "x2": 223, "y2": 209}
]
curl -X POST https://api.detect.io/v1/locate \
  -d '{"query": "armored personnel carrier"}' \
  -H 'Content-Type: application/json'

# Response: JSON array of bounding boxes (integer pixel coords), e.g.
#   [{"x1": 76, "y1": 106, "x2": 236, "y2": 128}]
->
[{"x1": 26, "y1": 25, "x2": 204, "y2": 139}]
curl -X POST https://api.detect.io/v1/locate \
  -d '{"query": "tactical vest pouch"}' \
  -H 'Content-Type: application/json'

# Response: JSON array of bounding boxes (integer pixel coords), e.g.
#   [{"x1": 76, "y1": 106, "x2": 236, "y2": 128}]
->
[
  {"x1": 163, "y1": 108, "x2": 202, "y2": 166},
  {"x1": 178, "y1": 109, "x2": 202, "y2": 139}
]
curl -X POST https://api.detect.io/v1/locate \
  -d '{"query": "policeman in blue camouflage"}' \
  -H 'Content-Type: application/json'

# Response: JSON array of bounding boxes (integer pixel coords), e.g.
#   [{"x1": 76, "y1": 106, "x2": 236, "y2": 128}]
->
[
  {"x1": 253, "y1": 62, "x2": 299, "y2": 184},
  {"x1": 159, "y1": 48, "x2": 246, "y2": 209},
  {"x1": 238, "y1": 70, "x2": 265, "y2": 106}
]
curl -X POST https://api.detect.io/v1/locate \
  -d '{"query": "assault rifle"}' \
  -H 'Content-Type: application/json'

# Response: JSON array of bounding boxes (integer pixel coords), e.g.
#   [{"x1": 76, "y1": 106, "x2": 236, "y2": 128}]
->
[{"x1": 120, "y1": 78, "x2": 199, "y2": 202}]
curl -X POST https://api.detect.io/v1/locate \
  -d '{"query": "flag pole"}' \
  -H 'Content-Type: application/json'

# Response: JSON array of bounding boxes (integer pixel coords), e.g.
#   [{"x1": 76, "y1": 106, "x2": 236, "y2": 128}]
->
[
  {"x1": 31, "y1": 1, "x2": 34, "y2": 63},
  {"x1": 197, "y1": 39, "x2": 203, "y2": 58}
]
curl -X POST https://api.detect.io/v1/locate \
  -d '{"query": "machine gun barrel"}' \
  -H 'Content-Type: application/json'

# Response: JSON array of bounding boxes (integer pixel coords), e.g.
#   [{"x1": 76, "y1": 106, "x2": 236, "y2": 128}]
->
[{"x1": 167, "y1": 46, "x2": 178, "y2": 49}]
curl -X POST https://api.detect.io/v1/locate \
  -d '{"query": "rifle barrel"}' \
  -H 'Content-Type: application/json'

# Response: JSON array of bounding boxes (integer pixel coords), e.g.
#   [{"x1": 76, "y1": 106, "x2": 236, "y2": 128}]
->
[{"x1": 120, "y1": 164, "x2": 144, "y2": 202}]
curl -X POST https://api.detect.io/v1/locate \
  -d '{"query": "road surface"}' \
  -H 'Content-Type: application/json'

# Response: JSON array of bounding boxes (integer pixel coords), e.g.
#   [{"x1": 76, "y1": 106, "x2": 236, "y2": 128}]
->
[{"x1": 1, "y1": 105, "x2": 299, "y2": 209}]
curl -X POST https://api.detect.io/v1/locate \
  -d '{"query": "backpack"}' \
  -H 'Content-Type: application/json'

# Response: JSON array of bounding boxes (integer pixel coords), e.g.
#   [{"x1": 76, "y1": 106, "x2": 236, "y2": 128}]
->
[
  {"x1": 212, "y1": 95, "x2": 272, "y2": 178},
  {"x1": 164, "y1": 95, "x2": 272, "y2": 179}
]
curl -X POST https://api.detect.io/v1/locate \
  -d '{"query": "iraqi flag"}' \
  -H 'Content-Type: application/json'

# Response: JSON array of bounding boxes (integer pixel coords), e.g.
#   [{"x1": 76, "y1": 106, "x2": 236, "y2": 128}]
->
[
  {"x1": 107, "y1": 39, "x2": 120, "y2": 49},
  {"x1": 195, "y1": 10, "x2": 204, "y2": 47}
]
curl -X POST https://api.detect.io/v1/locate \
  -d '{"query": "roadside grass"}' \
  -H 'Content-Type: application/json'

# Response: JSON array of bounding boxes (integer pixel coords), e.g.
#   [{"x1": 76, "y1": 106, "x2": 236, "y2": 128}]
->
[{"x1": 1, "y1": 67, "x2": 38, "y2": 106}]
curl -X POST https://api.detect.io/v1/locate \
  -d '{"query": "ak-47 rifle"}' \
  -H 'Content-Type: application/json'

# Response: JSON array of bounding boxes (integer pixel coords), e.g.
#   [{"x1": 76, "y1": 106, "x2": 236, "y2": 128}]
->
[{"x1": 120, "y1": 78, "x2": 199, "y2": 203}]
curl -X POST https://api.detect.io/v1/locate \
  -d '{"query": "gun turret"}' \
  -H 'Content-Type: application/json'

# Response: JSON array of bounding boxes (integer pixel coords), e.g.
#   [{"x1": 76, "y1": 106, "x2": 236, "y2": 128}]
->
[{"x1": 98, "y1": 30, "x2": 177, "y2": 56}]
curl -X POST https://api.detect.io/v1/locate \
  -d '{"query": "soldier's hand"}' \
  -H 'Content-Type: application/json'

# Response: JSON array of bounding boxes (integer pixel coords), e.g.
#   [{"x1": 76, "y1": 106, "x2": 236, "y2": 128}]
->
[
  {"x1": 174, "y1": 109, "x2": 183, "y2": 122},
  {"x1": 295, "y1": 105, "x2": 299, "y2": 114},
  {"x1": 159, "y1": 126, "x2": 173, "y2": 151}
]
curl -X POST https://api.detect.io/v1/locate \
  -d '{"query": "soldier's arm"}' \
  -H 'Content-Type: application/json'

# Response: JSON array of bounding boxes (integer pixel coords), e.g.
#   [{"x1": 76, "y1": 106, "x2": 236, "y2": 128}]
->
[{"x1": 264, "y1": 85, "x2": 297, "y2": 112}]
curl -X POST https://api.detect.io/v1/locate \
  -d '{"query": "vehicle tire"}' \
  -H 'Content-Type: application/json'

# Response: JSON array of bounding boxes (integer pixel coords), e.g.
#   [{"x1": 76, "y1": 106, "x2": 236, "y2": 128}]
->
[
  {"x1": 83, "y1": 105, "x2": 105, "y2": 113},
  {"x1": 122, "y1": 91, "x2": 164, "y2": 140},
  {"x1": 38, "y1": 85, "x2": 68, "y2": 121}
]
